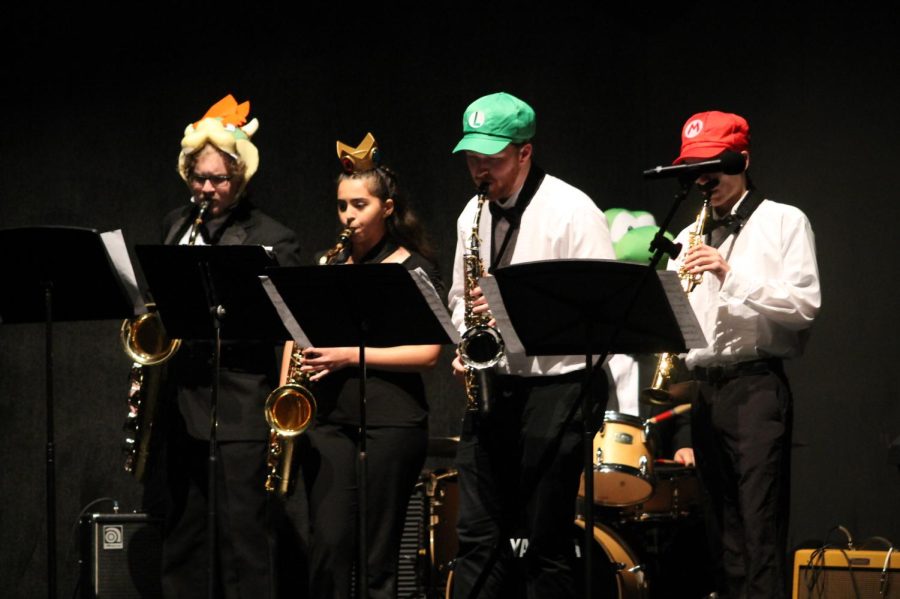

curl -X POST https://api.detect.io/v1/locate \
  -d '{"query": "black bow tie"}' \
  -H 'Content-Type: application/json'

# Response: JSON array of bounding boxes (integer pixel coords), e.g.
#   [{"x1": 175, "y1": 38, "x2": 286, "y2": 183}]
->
[
  {"x1": 708, "y1": 214, "x2": 740, "y2": 231},
  {"x1": 488, "y1": 200, "x2": 525, "y2": 227}
]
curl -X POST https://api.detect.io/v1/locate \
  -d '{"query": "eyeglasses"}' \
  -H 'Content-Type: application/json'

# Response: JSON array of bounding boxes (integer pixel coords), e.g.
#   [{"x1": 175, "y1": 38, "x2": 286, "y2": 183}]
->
[{"x1": 189, "y1": 173, "x2": 233, "y2": 187}]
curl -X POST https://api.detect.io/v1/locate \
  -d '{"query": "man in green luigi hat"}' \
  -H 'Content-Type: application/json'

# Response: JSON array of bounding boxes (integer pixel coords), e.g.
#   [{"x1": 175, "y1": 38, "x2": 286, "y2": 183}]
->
[{"x1": 446, "y1": 92, "x2": 616, "y2": 598}]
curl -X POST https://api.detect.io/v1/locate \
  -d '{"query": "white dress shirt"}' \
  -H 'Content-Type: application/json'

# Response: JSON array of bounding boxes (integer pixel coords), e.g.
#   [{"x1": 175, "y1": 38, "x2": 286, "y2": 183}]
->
[
  {"x1": 669, "y1": 196, "x2": 821, "y2": 368},
  {"x1": 448, "y1": 173, "x2": 616, "y2": 376}
]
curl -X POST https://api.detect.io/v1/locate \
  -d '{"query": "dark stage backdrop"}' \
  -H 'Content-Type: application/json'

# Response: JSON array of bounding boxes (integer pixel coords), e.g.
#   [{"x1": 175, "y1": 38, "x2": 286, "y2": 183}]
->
[{"x1": 2, "y1": 5, "x2": 898, "y2": 597}]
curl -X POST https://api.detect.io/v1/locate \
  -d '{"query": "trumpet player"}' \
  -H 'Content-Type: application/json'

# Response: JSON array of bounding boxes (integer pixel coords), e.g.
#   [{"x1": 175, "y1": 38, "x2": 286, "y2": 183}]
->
[
  {"x1": 446, "y1": 92, "x2": 615, "y2": 598},
  {"x1": 295, "y1": 133, "x2": 443, "y2": 599},
  {"x1": 147, "y1": 95, "x2": 301, "y2": 599},
  {"x1": 667, "y1": 111, "x2": 820, "y2": 599}
]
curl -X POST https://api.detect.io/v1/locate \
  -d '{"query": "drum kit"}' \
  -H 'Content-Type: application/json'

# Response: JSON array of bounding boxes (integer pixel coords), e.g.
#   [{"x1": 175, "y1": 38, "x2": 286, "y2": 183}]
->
[{"x1": 409, "y1": 410, "x2": 712, "y2": 598}]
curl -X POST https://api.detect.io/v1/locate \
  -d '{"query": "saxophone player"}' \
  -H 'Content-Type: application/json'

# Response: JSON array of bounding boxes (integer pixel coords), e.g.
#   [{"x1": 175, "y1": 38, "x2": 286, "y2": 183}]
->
[
  {"x1": 293, "y1": 133, "x2": 443, "y2": 599},
  {"x1": 667, "y1": 111, "x2": 821, "y2": 598},
  {"x1": 446, "y1": 92, "x2": 616, "y2": 598},
  {"x1": 144, "y1": 95, "x2": 301, "y2": 599}
]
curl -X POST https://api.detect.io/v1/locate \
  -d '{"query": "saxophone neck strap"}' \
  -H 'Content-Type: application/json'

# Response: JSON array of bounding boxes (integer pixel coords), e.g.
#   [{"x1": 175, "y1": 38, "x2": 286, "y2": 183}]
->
[
  {"x1": 488, "y1": 164, "x2": 545, "y2": 273},
  {"x1": 706, "y1": 190, "x2": 763, "y2": 249}
]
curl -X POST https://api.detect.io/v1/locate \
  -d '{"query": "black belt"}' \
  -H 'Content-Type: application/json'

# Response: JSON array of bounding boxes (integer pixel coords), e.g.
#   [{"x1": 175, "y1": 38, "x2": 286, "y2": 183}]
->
[{"x1": 691, "y1": 358, "x2": 783, "y2": 383}]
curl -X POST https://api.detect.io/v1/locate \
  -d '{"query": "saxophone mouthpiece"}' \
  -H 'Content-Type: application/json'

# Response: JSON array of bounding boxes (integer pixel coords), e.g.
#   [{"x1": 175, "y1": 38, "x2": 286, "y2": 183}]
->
[{"x1": 477, "y1": 181, "x2": 490, "y2": 196}]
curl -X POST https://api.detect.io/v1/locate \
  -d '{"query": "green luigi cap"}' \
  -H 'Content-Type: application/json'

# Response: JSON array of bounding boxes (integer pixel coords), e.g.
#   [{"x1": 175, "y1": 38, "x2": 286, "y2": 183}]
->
[{"x1": 452, "y1": 92, "x2": 536, "y2": 155}]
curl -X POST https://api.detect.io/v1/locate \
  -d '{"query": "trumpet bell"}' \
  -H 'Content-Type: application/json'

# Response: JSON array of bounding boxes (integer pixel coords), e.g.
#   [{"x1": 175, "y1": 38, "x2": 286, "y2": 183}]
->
[
  {"x1": 265, "y1": 384, "x2": 316, "y2": 437},
  {"x1": 120, "y1": 312, "x2": 181, "y2": 366},
  {"x1": 459, "y1": 325, "x2": 505, "y2": 370}
]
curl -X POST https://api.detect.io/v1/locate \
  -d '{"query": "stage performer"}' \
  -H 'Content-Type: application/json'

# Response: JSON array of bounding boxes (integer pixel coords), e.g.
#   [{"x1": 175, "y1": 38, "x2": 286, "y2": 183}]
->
[
  {"x1": 145, "y1": 94, "x2": 302, "y2": 599},
  {"x1": 295, "y1": 132, "x2": 443, "y2": 599},
  {"x1": 447, "y1": 92, "x2": 616, "y2": 598},
  {"x1": 667, "y1": 110, "x2": 821, "y2": 598}
]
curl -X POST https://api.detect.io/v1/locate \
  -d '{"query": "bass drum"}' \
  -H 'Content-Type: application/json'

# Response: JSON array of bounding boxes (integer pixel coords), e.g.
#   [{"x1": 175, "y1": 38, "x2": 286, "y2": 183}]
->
[
  {"x1": 574, "y1": 517, "x2": 649, "y2": 598},
  {"x1": 444, "y1": 519, "x2": 648, "y2": 598}
]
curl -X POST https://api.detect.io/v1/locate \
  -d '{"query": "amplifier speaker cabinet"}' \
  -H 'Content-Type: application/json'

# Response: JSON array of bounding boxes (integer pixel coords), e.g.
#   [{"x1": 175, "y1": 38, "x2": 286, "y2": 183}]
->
[
  {"x1": 79, "y1": 512, "x2": 163, "y2": 599},
  {"x1": 793, "y1": 547, "x2": 900, "y2": 598}
]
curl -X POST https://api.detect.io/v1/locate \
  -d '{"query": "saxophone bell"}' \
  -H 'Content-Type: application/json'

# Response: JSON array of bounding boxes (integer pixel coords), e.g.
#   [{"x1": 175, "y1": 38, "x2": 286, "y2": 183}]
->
[
  {"x1": 263, "y1": 380, "x2": 316, "y2": 497},
  {"x1": 459, "y1": 324, "x2": 504, "y2": 369}
]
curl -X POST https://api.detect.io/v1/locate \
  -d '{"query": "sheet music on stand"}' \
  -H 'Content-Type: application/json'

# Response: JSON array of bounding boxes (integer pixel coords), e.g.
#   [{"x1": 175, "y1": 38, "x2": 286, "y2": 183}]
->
[
  {"x1": 0, "y1": 225, "x2": 147, "y2": 599},
  {"x1": 480, "y1": 260, "x2": 705, "y2": 356},
  {"x1": 0, "y1": 226, "x2": 144, "y2": 324},
  {"x1": 260, "y1": 263, "x2": 457, "y2": 347},
  {"x1": 135, "y1": 244, "x2": 289, "y2": 342},
  {"x1": 477, "y1": 258, "x2": 706, "y2": 599}
]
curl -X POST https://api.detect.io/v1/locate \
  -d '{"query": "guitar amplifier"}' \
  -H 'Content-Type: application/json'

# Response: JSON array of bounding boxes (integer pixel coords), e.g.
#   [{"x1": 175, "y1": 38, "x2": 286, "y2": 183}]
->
[
  {"x1": 793, "y1": 547, "x2": 900, "y2": 598},
  {"x1": 79, "y1": 512, "x2": 163, "y2": 599}
]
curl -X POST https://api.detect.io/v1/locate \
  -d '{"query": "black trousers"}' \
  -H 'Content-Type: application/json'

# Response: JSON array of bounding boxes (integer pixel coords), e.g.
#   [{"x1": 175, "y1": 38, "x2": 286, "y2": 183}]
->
[
  {"x1": 301, "y1": 422, "x2": 427, "y2": 599},
  {"x1": 451, "y1": 372, "x2": 593, "y2": 599},
  {"x1": 158, "y1": 436, "x2": 277, "y2": 599},
  {"x1": 691, "y1": 367, "x2": 793, "y2": 599}
]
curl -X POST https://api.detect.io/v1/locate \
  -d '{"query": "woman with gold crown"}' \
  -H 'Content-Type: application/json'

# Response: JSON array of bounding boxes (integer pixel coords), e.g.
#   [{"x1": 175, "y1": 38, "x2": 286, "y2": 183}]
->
[
  {"x1": 289, "y1": 133, "x2": 442, "y2": 598},
  {"x1": 147, "y1": 95, "x2": 301, "y2": 598}
]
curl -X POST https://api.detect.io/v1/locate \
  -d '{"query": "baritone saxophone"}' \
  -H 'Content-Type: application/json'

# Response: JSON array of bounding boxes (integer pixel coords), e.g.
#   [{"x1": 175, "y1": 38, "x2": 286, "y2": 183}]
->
[{"x1": 121, "y1": 199, "x2": 210, "y2": 480}]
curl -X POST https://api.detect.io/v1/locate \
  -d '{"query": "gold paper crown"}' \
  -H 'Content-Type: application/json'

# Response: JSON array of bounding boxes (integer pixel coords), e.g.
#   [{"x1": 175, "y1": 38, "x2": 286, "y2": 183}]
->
[{"x1": 336, "y1": 132, "x2": 381, "y2": 173}]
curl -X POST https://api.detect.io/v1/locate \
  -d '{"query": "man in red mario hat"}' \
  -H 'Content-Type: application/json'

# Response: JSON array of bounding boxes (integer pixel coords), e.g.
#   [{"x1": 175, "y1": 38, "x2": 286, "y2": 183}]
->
[{"x1": 668, "y1": 111, "x2": 821, "y2": 598}]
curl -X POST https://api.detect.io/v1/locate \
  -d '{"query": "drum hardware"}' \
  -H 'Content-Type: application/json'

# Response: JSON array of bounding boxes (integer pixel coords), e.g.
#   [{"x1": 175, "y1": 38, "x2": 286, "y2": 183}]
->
[{"x1": 623, "y1": 461, "x2": 701, "y2": 523}]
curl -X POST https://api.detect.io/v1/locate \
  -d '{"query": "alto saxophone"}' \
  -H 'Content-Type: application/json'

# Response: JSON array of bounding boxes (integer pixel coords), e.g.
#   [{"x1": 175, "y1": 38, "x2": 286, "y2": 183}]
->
[
  {"x1": 263, "y1": 226, "x2": 353, "y2": 496},
  {"x1": 121, "y1": 199, "x2": 210, "y2": 480},
  {"x1": 643, "y1": 198, "x2": 710, "y2": 404},
  {"x1": 459, "y1": 184, "x2": 504, "y2": 414}
]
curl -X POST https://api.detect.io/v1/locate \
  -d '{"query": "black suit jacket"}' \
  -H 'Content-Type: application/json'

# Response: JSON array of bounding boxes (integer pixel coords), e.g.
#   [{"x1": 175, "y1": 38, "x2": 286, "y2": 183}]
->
[{"x1": 161, "y1": 198, "x2": 302, "y2": 441}]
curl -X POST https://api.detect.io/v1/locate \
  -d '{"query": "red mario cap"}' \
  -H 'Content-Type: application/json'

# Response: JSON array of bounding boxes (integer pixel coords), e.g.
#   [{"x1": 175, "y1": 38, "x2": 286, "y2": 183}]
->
[{"x1": 674, "y1": 111, "x2": 750, "y2": 164}]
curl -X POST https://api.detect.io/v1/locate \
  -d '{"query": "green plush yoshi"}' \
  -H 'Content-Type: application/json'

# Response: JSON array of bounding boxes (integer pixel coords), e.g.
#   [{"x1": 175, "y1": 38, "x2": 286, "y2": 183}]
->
[{"x1": 604, "y1": 208, "x2": 673, "y2": 268}]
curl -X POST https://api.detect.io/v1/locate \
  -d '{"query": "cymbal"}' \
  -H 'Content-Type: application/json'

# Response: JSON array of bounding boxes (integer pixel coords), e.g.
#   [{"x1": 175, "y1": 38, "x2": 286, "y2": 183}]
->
[{"x1": 427, "y1": 436, "x2": 460, "y2": 458}]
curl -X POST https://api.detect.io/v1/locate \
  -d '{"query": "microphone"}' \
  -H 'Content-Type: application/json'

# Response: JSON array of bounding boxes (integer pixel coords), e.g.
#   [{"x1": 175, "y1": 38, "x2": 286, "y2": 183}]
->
[{"x1": 643, "y1": 151, "x2": 746, "y2": 180}]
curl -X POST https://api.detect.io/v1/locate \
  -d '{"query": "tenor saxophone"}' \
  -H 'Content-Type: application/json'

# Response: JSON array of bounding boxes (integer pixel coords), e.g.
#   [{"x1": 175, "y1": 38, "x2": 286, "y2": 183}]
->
[
  {"x1": 642, "y1": 198, "x2": 710, "y2": 404},
  {"x1": 459, "y1": 184, "x2": 504, "y2": 414},
  {"x1": 264, "y1": 343, "x2": 316, "y2": 497},
  {"x1": 121, "y1": 199, "x2": 209, "y2": 480},
  {"x1": 263, "y1": 226, "x2": 353, "y2": 496}
]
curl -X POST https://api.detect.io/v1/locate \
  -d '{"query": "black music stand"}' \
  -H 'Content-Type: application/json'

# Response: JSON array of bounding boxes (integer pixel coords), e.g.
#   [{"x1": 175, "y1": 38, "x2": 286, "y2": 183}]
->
[
  {"x1": 135, "y1": 244, "x2": 286, "y2": 599},
  {"x1": 481, "y1": 258, "x2": 705, "y2": 599},
  {"x1": 261, "y1": 262, "x2": 457, "y2": 599},
  {"x1": 0, "y1": 226, "x2": 142, "y2": 599}
]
